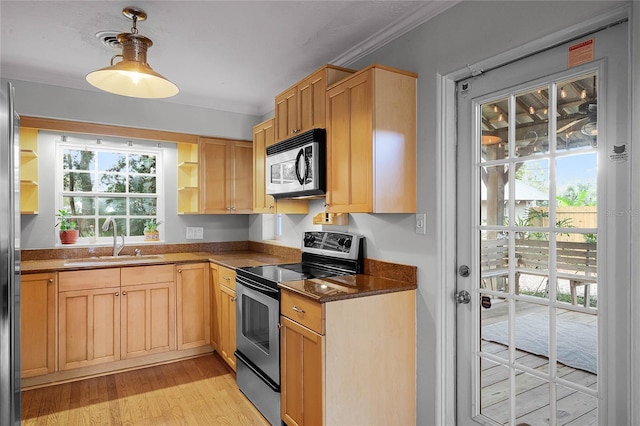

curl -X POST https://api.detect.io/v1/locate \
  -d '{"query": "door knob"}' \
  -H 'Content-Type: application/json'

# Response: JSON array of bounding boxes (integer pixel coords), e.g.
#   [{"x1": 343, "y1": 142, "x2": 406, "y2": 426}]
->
[{"x1": 456, "y1": 290, "x2": 471, "y2": 304}]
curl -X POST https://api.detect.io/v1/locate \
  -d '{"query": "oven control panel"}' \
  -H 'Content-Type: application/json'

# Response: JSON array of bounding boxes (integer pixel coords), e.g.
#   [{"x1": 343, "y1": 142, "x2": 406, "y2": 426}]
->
[{"x1": 302, "y1": 231, "x2": 363, "y2": 259}]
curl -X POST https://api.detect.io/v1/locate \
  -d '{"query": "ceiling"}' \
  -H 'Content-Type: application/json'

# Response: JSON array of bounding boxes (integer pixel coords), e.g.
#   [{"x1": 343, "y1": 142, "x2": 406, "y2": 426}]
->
[{"x1": 0, "y1": 1, "x2": 457, "y2": 116}]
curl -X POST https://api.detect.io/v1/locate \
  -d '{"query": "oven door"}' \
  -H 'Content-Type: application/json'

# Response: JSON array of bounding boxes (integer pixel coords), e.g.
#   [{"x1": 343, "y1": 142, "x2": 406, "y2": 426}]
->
[
  {"x1": 266, "y1": 142, "x2": 320, "y2": 196},
  {"x1": 235, "y1": 276, "x2": 280, "y2": 385}
]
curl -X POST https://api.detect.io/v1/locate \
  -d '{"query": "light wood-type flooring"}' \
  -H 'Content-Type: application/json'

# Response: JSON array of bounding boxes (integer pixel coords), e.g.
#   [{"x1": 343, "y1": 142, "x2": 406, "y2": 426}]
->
[{"x1": 21, "y1": 352, "x2": 270, "y2": 425}]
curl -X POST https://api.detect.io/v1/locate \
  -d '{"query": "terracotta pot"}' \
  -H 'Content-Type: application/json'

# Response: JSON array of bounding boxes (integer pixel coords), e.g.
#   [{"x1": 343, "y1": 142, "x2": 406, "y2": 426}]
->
[{"x1": 59, "y1": 229, "x2": 79, "y2": 244}]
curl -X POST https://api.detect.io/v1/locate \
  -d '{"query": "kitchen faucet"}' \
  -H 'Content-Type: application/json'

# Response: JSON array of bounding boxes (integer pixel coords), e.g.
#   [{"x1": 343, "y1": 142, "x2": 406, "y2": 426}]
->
[{"x1": 102, "y1": 216, "x2": 125, "y2": 257}]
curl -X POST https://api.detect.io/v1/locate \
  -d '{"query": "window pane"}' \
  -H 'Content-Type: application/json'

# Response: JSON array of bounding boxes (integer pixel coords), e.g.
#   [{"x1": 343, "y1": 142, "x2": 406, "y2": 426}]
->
[
  {"x1": 97, "y1": 173, "x2": 126, "y2": 192},
  {"x1": 129, "y1": 197, "x2": 157, "y2": 216},
  {"x1": 129, "y1": 176, "x2": 156, "y2": 194},
  {"x1": 98, "y1": 151, "x2": 126, "y2": 172},
  {"x1": 515, "y1": 85, "x2": 549, "y2": 157},
  {"x1": 74, "y1": 218, "x2": 97, "y2": 238},
  {"x1": 63, "y1": 172, "x2": 95, "y2": 192},
  {"x1": 62, "y1": 196, "x2": 95, "y2": 215},
  {"x1": 481, "y1": 97, "x2": 509, "y2": 162},
  {"x1": 63, "y1": 149, "x2": 95, "y2": 170},
  {"x1": 98, "y1": 197, "x2": 126, "y2": 215},
  {"x1": 129, "y1": 218, "x2": 147, "y2": 236},
  {"x1": 129, "y1": 154, "x2": 156, "y2": 174},
  {"x1": 557, "y1": 73, "x2": 597, "y2": 153},
  {"x1": 98, "y1": 218, "x2": 126, "y2": 237}
]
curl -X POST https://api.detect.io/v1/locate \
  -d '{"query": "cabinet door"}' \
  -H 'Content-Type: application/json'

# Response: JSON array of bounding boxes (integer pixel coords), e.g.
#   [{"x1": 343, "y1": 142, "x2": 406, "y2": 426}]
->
[
  {"x1": 326, "y1": 71, "x2": 374, "y2": 213},
  {"x1": 275, "y1": 86, "x2": 298, "y2": 142},
  {"x1": 281, "y1": 315, "x2": 324, "y2": 426},
  {"x1": 176, "y1": 263, "x2": 210, "y2": 350},
  {"x1": 21, "y1": 273, "x2": 56, "y2": 377},
  {"x1": 59, "y1": 287, "x2": 121, "y2": 370},
  {"x1": 230, "y1": 141, "x2": 253, "y2": 213},
  {"x1": 121, "y1": 281, "x2": 176, "y2": 359},
  {"x1": 253, "y1": 119, "x2": 276, "y2": 213},
  {"x1": 209, "y1": 263, "x2": 221, "y2": 352},
  {"x1": 219, "y1": 283, "x2": 237, "y2": 371},
  {"x1": 201, "y1": 138, "x2": 231, "y2": 214},
  {"x1": 298, "y1": 69, "x2": 326, "y2": 133}
]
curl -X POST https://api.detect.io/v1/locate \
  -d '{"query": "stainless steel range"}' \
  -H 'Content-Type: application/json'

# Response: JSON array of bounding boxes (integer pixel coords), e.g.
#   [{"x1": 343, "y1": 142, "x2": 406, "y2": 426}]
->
[{"x1": 234, "y1": 231, "x2": 364, "y2": 426}]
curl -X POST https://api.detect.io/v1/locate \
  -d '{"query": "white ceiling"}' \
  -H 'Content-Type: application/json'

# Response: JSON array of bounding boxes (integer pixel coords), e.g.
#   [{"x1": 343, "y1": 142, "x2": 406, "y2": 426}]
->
[{"x1": 0, "y1": 1, "x2": 457, "y2": 116}]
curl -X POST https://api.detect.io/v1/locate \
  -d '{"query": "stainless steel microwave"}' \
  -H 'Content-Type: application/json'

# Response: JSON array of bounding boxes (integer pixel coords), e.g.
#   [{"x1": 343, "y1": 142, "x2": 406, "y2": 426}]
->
[{"x1": 266, "y1": 128, "x2": 326, "y2": 199}]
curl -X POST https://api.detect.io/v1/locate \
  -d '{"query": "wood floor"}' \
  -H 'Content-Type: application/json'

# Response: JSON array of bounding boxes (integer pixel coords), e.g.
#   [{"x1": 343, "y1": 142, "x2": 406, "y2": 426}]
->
[{"x1": 21, "y1": 352, "x2": 270, "y2": 426}]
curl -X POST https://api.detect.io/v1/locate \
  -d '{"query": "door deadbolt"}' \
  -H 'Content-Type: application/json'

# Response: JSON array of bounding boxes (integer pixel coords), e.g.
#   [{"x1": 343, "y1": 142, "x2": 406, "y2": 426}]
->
[{"x1": 458, "y1": 265, "x2": 470, "y2": 277}]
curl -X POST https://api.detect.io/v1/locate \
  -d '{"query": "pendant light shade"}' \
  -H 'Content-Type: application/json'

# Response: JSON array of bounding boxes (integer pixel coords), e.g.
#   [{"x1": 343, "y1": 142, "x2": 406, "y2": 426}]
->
[{"x1": 86, "y1": 8, "x2": 178, "y2": 99}]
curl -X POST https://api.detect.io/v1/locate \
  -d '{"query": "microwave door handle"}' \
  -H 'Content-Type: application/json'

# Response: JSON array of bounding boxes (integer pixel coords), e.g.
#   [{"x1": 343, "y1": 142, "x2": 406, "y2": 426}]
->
[{"x1": 295, "y1": 148, "x2": 305, "y2": 185}]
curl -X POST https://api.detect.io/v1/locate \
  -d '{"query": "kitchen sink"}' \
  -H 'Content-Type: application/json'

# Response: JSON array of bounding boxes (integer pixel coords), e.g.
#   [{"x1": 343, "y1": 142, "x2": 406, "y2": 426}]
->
[{"x1": 63, "y1": 254, "x2": 165, "y2": 266}]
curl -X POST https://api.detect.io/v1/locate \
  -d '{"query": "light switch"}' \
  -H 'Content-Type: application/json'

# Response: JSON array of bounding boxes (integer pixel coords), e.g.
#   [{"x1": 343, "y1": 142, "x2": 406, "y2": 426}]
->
[{"x1": 415, "y1": 213, "x2": 426, "y2": 234}]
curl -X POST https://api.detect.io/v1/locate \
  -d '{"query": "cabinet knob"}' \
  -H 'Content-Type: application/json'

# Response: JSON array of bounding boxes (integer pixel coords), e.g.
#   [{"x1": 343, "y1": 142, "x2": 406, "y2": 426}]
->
[
  {"x1": 115, "y1": 292, "x2": 119, "y2": 296},
  {"x1": 231, "y1": 206, "x2": 236, "y2": 210},
  {"x1": 178, "y1": 269, "x2": 182, "y2": 274},
  {"x1": 48, "y1": 278, "x2": 54, "y2": 284},
  {"x1": 231, "y1": 297, "x2": 237, "y2": 302},
  {"x1": 277, "y1": 323, "x2": 282, "y2": 330},
  {"x1": 122, "y1": 291, "x2": 127, "y2": 296},
  {"x1": 269, "y1": 205, "x2": 274, "y2": 209},
  {"x1": 291, "y1": 305, "x2": 305, "y2": 314}
]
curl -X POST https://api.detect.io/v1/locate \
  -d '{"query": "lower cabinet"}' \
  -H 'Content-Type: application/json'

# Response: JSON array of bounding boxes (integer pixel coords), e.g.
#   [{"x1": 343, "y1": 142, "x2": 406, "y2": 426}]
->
[
  {"x1": 176, "y1": 263, "x2": 210, "y2": 350},
  {"x1": 58, "y1": 269, "x2": 121, "y2": 371},
  {"x1": 20, "y1": 272, "x2": 57, "y2": 378},
  {"x1": 211, "y1": 264, "x2": 237, "y2": 371},
  {"x1": 121, "y1": 265, "x2": 176, "y2": 359},
  {"x1": 280, "y1": 289, "x2": 417, "y2": 426}
]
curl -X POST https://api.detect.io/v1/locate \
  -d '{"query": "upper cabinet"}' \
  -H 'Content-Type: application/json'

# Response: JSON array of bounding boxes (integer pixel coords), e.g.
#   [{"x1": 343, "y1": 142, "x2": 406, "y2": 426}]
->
[
  {"x1": 177, "y1": 142, "x2": 199, "y2": 214},
  {"x1": 200, "y1": 137, "x2": 253, "y2": 214},
  {"x1": 275, "y1": 65, "x2": 355, "y2": 143},
  {"x1": 326, "y1": 65, "x2": 417, "y2": 213},
  {"x1": 252, "y1": 119, "x2": 308, "y2": 215},
  {"x1": 20, "y1": 127, "x2": 39, "y2": 214}
]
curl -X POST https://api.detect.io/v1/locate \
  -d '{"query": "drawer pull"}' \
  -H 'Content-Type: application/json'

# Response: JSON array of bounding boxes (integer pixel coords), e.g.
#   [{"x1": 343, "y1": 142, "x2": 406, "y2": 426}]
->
[
  {"x1": 223, "y1": 276, "x2": 231, "y2": 281},
  {"x1": 231, "y1": 297, "x2": 237, "y2": 302},
  {"x1": 291, "y1": 305, "x2": 305, "y2": 314}
]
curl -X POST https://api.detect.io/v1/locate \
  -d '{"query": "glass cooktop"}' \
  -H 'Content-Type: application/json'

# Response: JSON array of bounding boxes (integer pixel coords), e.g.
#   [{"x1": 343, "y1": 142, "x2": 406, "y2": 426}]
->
[{"x1": 238, "y1": 263, "x2": 344, "y2": 284}]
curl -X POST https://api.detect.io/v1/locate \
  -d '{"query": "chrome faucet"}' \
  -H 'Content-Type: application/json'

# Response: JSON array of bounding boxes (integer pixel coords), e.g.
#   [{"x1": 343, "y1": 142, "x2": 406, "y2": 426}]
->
[{"x1": 102, "y1": 216, "x2": 125, "y2": 256}]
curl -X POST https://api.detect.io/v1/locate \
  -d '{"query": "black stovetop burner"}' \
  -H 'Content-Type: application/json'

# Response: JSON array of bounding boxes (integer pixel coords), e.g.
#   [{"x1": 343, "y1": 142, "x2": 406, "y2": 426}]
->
[{"x1": 236, "y1": 231, "x2": 364, "y2": 290}]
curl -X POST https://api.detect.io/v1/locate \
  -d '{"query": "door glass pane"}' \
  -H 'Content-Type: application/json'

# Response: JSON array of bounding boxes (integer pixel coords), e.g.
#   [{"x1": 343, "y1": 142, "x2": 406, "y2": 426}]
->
[
  {"x1": 515, "y1": 372, "x2": 550, "y2": 425},
  {"x1": 516, "y1": 85, "x2": 550, "y2": 157},
  {"x1": 482, "y1": 97, "x2": 509, "y2": 161},
  {"x1": 480, "y1": 359, "x2": 510, "y2": 424},
  {"x1": 557, "y1": 74, "x2": 597, "y2": 153},
  {"x1": 514, "y1": 301, "x2": 549, "y2": 371},
  {"x1": 515, "y1": 237, "x2": 549, "y2": 300},
  {"x1": 557, "y1": 307, "x2": 597, "y2": 379},
  {"x1": 482, "y1": 165, "x2": 509, "y2": 227},
  {"x1": 557, "y1": 385, "x2": 598, "y2": 425}
]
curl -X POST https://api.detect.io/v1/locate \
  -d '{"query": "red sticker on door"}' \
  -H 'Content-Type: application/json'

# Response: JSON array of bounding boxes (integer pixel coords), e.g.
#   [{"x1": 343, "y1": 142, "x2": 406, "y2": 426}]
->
[{"x1": 568, "y1": 39, "x2": 594, "y2": 67}]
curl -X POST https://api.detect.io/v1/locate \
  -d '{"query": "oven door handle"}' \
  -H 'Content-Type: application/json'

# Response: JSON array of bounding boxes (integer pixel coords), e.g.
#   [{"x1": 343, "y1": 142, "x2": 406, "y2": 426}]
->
[
  {"x1": 235, "y1": 351, "x2": 280, "y2": 392},
  {"x1": 237, "y1": 277, "x2": 279, "y2": 295}
]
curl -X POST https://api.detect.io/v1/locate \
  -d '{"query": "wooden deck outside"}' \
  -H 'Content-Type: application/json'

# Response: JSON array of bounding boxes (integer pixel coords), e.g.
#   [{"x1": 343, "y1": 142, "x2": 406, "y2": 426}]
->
[{"x1": 479, "y1": 298, "x2": 598, "y2": 425}]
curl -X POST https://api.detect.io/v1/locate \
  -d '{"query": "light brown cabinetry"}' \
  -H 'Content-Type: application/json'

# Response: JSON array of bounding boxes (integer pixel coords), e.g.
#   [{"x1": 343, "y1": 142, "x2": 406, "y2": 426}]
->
[
  {"x1": 176, "y1": 263, "x2": 210, "y2": 350},
  {"x1": 20, "y1": 272, "x2": 56, "y2": 378},
  {"x1": 121, "y1": 265, "x2": 176, "y2": 359},
  {"x1": 177, "y1": 142, "x2": 200, "y2": 214},
  {"x1": 280, "y1": 289, "x2": 416, "y2": 425},
  {"x1": 252, "y1": 119, "x2": 309, "y2": 215},
  {"x1": 275, "y1": 65, "x2": 355, "y2": 142},
  {"x1": 211, "y1": 265, "x2": 236, "y2": 371},
  {"x1": 58, "y1": 269, "x2": 121, "y2": 370},
  {"x1": 200, "y1": 137, "x2": 253, "y2": 214},
  {"x1": 325, "y1": 64, "x2": 417, "y2": 213},
  {"x1": 19, "y1": 127, "x2": 39, "y2": 214}
]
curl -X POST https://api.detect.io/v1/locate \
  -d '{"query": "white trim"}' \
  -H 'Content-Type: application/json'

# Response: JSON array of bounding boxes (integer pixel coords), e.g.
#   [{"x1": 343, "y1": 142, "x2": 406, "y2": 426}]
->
[
  {"x1": 439, "y1": 5, "x2": 631, "y2": 425},
  {"x1": 332, "y1": 1, "x2": 460, "y2": 67}
]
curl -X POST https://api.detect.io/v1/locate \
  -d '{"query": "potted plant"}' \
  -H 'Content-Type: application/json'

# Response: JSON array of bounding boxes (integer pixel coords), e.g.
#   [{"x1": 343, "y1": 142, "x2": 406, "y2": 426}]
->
[
  {"x1": 144, "y1": 219, "x2": 161, "y2": 241},
  {"x1": 55, "y1": 209, "x2": 79, "y2": 244}
]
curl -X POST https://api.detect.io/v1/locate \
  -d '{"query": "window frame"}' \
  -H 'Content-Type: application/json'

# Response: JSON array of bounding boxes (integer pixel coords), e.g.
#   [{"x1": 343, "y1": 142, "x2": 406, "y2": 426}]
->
[{"x1": 55, "y1": 135, "x2": 165, "y2": 246}]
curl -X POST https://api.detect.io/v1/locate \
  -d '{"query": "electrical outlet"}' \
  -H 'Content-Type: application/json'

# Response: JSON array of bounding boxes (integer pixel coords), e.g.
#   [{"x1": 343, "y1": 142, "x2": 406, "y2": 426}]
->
[
  {"x1": 186, "y1": 227, "x2": 204, "y2": 239},
  {"x1": 415, "y1": 213, "x2": 426, "y2": 234}
]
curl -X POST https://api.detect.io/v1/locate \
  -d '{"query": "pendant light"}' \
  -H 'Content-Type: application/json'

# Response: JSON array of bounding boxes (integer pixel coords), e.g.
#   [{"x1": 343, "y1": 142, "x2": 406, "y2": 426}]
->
[{"x1": 86, "y1": 7, "x2": 178, "y2": 99}]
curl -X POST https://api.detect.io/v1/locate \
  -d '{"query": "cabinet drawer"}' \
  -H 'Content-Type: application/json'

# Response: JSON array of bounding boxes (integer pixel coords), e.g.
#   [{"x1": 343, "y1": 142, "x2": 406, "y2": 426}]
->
[
  {"x1": 281, "y1": 291, "x2": 323, "y2": 334},
  {"x1": 218, "y1": 266, "x2": 236, "y2": 291},
  {"x1": 121, "y1": 264, "x2": 174, "y2": 286},
  {"x1": 59, "y1": 268, "x2": 120, "y2": 292}
]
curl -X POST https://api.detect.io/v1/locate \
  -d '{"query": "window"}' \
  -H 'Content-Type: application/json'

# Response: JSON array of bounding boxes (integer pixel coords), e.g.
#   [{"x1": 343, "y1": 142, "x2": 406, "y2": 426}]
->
[{"x1": 56, "y1": 135, "x2": 163, "y2": 244}]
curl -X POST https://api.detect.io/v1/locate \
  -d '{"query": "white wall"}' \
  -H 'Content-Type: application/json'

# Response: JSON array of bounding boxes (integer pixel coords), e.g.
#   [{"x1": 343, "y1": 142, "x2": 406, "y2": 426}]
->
[{"x1": 251, "y1": 2, "x2": 634, "y2": 424}]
